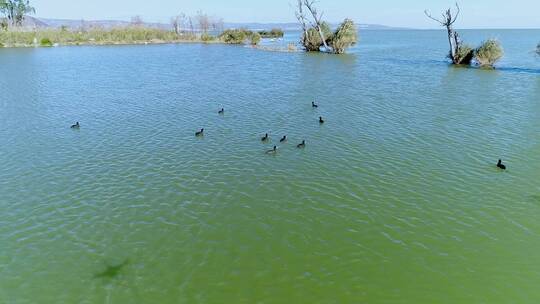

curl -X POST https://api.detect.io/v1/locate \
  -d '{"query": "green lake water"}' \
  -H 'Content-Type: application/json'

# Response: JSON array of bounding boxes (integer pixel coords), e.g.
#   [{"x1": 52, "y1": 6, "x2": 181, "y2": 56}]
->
[{"x1": 1, "y1": 30, "x2": 540, "y2": 303}]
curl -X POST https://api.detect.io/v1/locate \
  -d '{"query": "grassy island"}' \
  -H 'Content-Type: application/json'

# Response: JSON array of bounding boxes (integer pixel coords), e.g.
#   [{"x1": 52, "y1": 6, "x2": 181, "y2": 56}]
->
[{"x1": 0, "y1": 27, "x2": 243, "y2": 47}]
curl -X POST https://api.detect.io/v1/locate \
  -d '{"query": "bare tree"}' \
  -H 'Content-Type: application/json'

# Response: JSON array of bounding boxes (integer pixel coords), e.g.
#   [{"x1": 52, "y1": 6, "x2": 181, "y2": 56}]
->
[
  {"x1": 186, "y1": 17, "x2": 193, "y2": 34},
  {"x1": 130, "y1": 15, "x2": 144, "y2": 27},
  {"x1": 425, "y1": 3, "x2": 464, "y2": 64},
  {"x1": 302, "y1": 0, "x2": 330, "y2": 51},
  {"x1": 171, "y1": 13, "x2": 187, "y2": 35},
  {"x1": 195, "y1": 10, "x2": 210, "y2": 33},
  {"x1": 0, "y1": 0, "x2": 35, "y2": 27},
  {"x1": 295, "y1": 0, "x2": 309, "y2": 46},
  {"x1": 211, "y1": 17, "x2": 224, "y2": 33},
  {"x1": 79, "y1": 19, "x2": 87, "y2": 32}
]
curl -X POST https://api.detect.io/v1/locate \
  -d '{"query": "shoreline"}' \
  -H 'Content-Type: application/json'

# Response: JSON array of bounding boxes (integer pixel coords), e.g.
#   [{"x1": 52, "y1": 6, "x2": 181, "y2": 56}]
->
[
  {"x1": 0, "y1": 39, "x2": 299, "y2": 53},
  {"x1": 0, "y1": 39, "x2": 226, "y2": 48}
]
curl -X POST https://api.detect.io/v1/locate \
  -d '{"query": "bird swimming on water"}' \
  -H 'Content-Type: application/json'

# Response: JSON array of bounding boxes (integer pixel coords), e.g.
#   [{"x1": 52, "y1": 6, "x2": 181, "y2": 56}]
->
[
  {"x1": 497, "y1": 159, "x2": 506, "y2": 170},
  {"x1": 195, "y1": 128, "x2": 204, "y2": 136},
  {"x1": 218, "y1": 108, "x2": 224, "y2": 114},
  {"x1": 312, "y1": 101, "x2": 318, "y2": 108},
  {"x1": 297, "y1": 140, "x2": 306, "y2": 148},
  {"x1": 70, "y1": 122, "x2": 80, "y2": 129},
  {"x1": 280, "y1": 135, "x2": 287, "y2": 143},
  {"x1": 261, "y1": 133, "x2": 269, "y2": 142},
  {"x1": 319, "y1": 116, "x2": 325, "y2": 124},
  {"x1": 266, "y1": 146, "x2": 277, "y2": 154}
]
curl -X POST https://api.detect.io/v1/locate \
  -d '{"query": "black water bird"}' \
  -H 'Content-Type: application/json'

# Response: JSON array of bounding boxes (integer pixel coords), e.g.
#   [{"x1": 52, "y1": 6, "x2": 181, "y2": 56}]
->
[
  {"x1": 319, "y1": 116, "x2": 325, "y2": 124},
  {"x1": 195, "y1": 128, "x2": 204, "y2": 136},
  {"x1": 297, "y1": 140, "x2": 306, "y2": 148},
  {"x1": 280, "y1": 135, "x2": 287, "y2": 143},
  {"x1": 312, "y1": 101, "x2": 318, "y2": 108},
  {"x1": 261, "y1": 133, "x2": 269, "y2": 142},
  {"x1": 266, "y1": 146, "x2": 277, "y2": 154},
  {"x1": 497, "y1": 159, "x2": 506, "y2": 170},
  {"x1": 218, "y1": 108, "x2": 224, "y2": 114},
  {"x1": 70, "y1": 122, "x2": 80, "y2": 129}
]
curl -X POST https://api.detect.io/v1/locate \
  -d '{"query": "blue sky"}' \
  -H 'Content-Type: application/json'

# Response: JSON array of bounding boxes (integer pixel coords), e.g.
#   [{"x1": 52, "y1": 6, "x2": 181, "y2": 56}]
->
[{"x1": 31, "y1": 0, "x2": 540, "y2": 29}]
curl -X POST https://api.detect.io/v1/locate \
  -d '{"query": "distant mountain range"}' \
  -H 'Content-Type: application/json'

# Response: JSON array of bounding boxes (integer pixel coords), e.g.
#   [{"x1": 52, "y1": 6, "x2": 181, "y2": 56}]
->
[{"x1": 22, "y1": 16, "x2": 407, "y2": 31}]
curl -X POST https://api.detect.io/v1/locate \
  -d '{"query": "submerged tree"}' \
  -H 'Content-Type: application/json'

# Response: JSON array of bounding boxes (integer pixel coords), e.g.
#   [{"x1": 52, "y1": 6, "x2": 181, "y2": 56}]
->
[
  {"x1": 329, "y1": 19, "x2": 358, "y2": 54},
  {"x1": 425, "y1": 3, "x2": 472, "y2": 65},
  {"x1": 475, "y1": 39, "x2": 503, "y2": 68},
  {"x1": 295, "y1": 0, "x2": 357, "y2": 54},
  {"x1": 0, "y1": 0, "x2": 35, "y2": 27}
]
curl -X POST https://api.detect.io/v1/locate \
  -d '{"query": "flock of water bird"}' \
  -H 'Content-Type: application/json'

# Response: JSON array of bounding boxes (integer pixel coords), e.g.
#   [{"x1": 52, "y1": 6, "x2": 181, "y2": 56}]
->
[
  {"x1": 69, "y1": 100, "x2": 508, "y2": 169},
  {"x1": 194, "y1": 101, "x2": 324, "y2": 155}
]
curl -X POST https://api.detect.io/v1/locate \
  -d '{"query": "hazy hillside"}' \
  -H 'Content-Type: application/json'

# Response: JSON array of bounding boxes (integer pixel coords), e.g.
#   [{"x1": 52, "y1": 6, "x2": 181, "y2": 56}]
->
[{"x1": 26, "y1": 17, "x2": 406, "y2": 31}]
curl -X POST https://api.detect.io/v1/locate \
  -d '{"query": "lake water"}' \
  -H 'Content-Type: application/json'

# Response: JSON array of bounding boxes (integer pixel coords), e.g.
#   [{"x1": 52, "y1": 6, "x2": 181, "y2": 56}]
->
[{"x1": 1, "y1": 29, "x2": 540, "y2": 303}]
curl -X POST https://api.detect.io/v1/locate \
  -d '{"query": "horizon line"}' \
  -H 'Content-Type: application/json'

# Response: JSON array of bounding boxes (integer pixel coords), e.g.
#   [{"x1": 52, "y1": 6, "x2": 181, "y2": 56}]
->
[{"x1": 31, "y1": 16, "x2": 540, "y2": 31}]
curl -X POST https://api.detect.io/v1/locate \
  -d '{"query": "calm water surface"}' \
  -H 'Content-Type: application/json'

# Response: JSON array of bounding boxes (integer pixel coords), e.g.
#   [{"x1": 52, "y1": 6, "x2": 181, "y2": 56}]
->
[{"x1": 1, "y1": 30, "x2": 540, "y2": 303}]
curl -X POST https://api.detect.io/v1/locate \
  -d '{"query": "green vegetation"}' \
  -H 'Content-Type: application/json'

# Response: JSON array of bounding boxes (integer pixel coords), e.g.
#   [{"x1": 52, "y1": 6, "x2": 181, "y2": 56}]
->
[
  {"x1": 250, "y1": 32, "x2": 261, "y2": 45},
  {"x1": 425, "y1": 4, "x2": 469, "y2": 65},
  {"x1": 0, "y1": 25, "x2": 270, "y2": 48},
  {"x1": 0, "y1": 27, "x2": 205, "y2": 47},
  {"x1": 302, "y1": 22, "x2": 331, "y2": 52},
  {"x1": 426, "y1": 4, "x2": 504, "y2": 68},
  {"x1": 328, "y1": 19, "x2": 358, "y2": 54},
  {"x1": 219, "y1": 28, "x2": 262, "y2": 45},
  {"x1": 39, "y1": 37, "x2": 52, "y2": 46},
  {"x1": 454, "y1": 44, "x2": 474, "y2": 65},
  {"x1": 295, "y1": 0, "x2": 357, "y2": 54},
  {"x1": 258, "y1": 28, "x2": 284, "y2": 38},
  {"x1": 475, "y1": 39, "x2": 503, "y2": 68},
  {"x1": 220, "y1": 29, "x2": 249, "y2": 44},
  {"x1": 200, "y1": 33, "x2": 216, "y2": 42}
]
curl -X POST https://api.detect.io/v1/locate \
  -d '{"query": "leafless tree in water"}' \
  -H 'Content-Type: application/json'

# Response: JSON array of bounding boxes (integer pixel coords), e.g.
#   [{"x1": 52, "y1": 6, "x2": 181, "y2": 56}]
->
[{"x1": 424, "y1": 3, "x2": 470, "y2": 64}]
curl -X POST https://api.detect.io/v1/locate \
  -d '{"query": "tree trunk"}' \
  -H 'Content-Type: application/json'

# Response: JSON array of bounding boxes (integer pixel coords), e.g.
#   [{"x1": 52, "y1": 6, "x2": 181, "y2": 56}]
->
[
  {"x1": 315, "y1": 25, "x2": 329, "y2": 51},
  {"x1": 447, "y1": 28, "x2": 454, "y2": 62}
]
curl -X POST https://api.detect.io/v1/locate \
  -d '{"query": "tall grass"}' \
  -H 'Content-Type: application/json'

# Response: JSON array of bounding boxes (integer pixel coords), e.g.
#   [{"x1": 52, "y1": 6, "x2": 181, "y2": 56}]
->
[{"x1": 0, "y1": 26, "x2": 201, "y2": 47}]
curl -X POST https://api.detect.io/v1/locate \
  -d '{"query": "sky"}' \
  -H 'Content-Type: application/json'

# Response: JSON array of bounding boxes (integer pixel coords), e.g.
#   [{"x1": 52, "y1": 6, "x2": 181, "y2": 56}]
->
[{"x1": 30, "y1": 0, "x2": 540, "y2": 29}]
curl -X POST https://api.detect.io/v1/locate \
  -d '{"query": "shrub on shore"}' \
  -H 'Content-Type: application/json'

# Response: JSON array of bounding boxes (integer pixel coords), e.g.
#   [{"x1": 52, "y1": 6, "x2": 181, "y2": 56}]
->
[
  {"x1": 250, "y1": 32, "x2": 261, "y2": 45},
  {"x1": 258, "y1": 28, "x2": 284, "y2": 38},
  {"x1": 219, "y1": 29, "x2": 249, "y2": 44},
  {"x1": 40, "y1": 37, "x2": 52, "y2": 46},
  {"x1": 200, "y1": 33, "x2": 216, "y2": 42},
  {"x1": 219, "y1": 29, "x2": 261, "y2": 45},
  {"x1": 475, "y1": 39, "x2": 503, "y2": 68}
]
